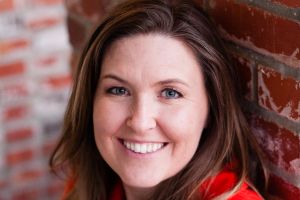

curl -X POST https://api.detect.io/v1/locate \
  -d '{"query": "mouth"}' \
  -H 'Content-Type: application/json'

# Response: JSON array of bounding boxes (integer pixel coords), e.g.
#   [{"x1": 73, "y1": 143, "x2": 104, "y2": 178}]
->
[{"x1": 120, "y1": 139, "x2": 168, "y2": 154}]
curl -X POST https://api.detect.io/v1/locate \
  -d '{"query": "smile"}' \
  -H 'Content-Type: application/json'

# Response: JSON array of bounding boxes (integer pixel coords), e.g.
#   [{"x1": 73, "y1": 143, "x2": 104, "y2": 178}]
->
[{"x1": 122, "y1": 140, "x2": 166, "y2": 154}]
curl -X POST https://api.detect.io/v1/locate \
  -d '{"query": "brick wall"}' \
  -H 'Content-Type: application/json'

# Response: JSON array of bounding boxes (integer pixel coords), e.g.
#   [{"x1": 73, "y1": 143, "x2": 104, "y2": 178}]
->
[
  {"x1": 65, "y1": 0, "x2": 118, "y2": 70},
  {"x1": 202, "y1": 1, "x2": 300, "y2": 199},
  {"x1": 66, "y1": 0, "x2": 300, "y2": 199},
  {"x1": 0, "y1": 0, "x2": 71, "y2": 199}
]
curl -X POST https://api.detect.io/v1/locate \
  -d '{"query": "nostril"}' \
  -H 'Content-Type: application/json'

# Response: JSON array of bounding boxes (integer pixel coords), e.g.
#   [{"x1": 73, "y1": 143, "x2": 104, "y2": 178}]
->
[{"x1": 126, "y1": 117, "x2": 133, "y2": 127}]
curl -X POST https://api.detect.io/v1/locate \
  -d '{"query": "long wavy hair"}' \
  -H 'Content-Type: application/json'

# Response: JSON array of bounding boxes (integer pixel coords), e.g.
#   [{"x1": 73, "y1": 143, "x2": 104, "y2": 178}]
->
[{"x1": 50, "y1": 0, "x2": 265, "y2": 199}]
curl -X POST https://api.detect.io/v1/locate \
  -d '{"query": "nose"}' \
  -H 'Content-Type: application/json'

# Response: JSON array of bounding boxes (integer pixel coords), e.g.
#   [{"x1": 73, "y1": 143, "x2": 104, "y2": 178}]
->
[{"x1": 126, "y1": 95, "x2": 157, "y2": 133}]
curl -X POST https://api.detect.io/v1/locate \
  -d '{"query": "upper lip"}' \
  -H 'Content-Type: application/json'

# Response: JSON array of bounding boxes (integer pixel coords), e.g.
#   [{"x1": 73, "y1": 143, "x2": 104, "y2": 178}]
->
[{"x1": 119, "y1": 138, "x2": 168, "y2": 144}]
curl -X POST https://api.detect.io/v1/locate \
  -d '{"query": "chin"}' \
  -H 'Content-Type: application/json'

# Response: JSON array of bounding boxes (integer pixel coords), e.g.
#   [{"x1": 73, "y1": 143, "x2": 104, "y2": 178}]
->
[{"x1": 121, "y1": 176, "x2": 164, "y2": 188}]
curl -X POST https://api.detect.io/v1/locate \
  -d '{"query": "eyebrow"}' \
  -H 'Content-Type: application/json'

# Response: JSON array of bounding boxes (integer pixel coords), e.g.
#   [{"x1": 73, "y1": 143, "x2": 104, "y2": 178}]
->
[
  {"x1": 101, "y1": 74, "x2": 129, "y2": 84},
  {"x1": 101, "y1": 74, "x2": 190, "y2": 87},
  {"x1": 157, "y1": 79, "x2": 190, "y2": 87}
]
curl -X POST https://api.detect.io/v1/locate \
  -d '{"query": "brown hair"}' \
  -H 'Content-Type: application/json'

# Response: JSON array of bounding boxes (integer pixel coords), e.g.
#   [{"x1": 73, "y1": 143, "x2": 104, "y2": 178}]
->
[{"x1": 50, "y1": 0, "x2": 265, "y2": 199}]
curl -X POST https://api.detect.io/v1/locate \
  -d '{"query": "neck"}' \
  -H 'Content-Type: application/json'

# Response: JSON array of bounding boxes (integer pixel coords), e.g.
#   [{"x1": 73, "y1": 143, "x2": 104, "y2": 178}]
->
[{"x1": 123, "y1": 184, "x2": 155, "y2": 200}]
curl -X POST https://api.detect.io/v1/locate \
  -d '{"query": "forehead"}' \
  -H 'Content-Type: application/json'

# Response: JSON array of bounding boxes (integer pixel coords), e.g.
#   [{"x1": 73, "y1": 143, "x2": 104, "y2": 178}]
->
[{"x1": 101, "y1": 34, "x2": 203, "y2": 79}]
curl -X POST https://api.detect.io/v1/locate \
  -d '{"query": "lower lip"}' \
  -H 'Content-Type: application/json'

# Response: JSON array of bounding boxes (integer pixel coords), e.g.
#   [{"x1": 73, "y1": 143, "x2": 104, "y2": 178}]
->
[{"x1": 117, "y1": 139, "x2": 168, "y2": 158}]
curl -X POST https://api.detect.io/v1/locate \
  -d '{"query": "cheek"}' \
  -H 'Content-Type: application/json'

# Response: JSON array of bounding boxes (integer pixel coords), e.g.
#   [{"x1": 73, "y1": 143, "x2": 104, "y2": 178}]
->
[
  {"x1": 159, "y1": 107, "x2": 205, "y2": 166},
  {"x1": 93, "y1": 99, "x2": 128, "y2": 137},
  {"x1": 159, "y1": 105, "x2": 207, "y2": 141}
]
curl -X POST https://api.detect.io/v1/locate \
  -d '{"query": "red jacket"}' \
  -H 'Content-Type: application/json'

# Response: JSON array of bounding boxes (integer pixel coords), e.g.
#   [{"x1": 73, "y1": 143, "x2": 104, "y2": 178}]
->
[
  {"x1": 109, "y1": 170, "x2": 263, "y2": 200},
  {"x1": 63, "y1": 169, "x2": 263, "y2": 200}
]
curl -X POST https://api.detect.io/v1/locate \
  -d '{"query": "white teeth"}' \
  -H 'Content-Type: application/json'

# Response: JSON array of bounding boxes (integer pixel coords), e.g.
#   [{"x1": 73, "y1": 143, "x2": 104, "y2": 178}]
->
[
  {"x1": 153, "y1": 144, "x2": 158, "y2": 151},
  {"x1": 147, "y1": 144, "x2": 153, "y2": 153},
  {"x1": 140, "y1": 144, "x2": 147, "y2": 153},
  {"x1": 135, "y1": 143, "x2": 141, "y2": 152},
  {"x1": 123, "y1": 141, "x2": 164, "y2": 154}
]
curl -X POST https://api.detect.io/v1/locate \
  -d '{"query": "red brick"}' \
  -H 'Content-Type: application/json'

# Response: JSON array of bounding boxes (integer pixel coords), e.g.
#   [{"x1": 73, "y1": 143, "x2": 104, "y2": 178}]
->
[
  {"x1": 37, "y1": 55, "x2": 58, "y2": 67},
  {"x1": 0, "y1": 0, "x2": 14, "y2": 12},
  {"x1": 66, "y1": 16, "x2": 87, "y2": 49},
  {"x1": 5, "y1": 127, "x2": 33, "y2": 143},
  {"x1": 6, "y1": 149, "x2": 34, "y2": 165},
  {"x1": 46, "y1": 74, "x2": 72, "y2": 89},
  {"x1": 0, "y1": 61, "x2": 26, "y2": 78},
  {"x1": 208, "y1": 0, "x2": 300, "y2": 63},
  {"x1": 3, "y1": 105, "x2": 29, "y2": 121},
  {"x1": 250, "y1": 116, "x2": 300, "y2": 172},
  {"x1": 268, "y1": 174, "x2": 300, "y2": 200},
  {"x1": 27, "y1": 17, "x2": 62, "y2": 30},
  {"x1": 258, "y1": 65, "x2": 300, "y2": 121},
  {"x1": 30, "y1": 0, "x2": 63, "y2": 6},
  {"x1": 12, "y1": 189, "x2": 41, "y2": 200},
  {"x1": 271, "y1": 0, "x2": 300, "y2": 7},
  {"x1": 66, "y1": 0, "x2": 106, "y2": 22},
  {"x1": 231, "y1": 54, "x2": 254, "y2": 100},
  {"x1": 0, "y1": 39, "x2": 30, "y2": 54},
  {"x1": 13, "y1": 169, "x2": 43, "y2": 182},
  {"x1": 1, "y1": 82, "x2": 30, "y2": 100}
]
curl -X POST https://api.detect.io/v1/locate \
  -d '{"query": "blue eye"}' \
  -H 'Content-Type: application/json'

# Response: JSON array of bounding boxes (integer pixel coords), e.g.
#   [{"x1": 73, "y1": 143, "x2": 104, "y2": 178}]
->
[
  {"x1": 161, "y1": 88, "x2": 182, "y2": 99},
  {"x1": 106, "y1": 87, "x2": 129, "y2": 96}
]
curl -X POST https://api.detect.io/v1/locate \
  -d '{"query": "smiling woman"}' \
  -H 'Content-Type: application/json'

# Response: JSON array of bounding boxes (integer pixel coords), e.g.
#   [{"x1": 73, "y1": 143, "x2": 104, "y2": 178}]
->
[
  {"x1": 49, "y1": 0, "x2": 266, "y2": 200},
  {"x1": 94, "y1": 34, "x2": 209, "y2": 195}
]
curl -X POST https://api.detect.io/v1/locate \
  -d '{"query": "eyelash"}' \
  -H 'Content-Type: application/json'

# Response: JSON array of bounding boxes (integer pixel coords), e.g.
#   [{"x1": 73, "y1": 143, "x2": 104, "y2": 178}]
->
[
  {"x1": 160, "y1": 88, "x2": 183, "y2": 99},
  {"x1": 106, "y1": 87, "x2": 130, "y2": 96},
  {"x1": 105, "y1": 87, "x2": 183, "y2": 99}
]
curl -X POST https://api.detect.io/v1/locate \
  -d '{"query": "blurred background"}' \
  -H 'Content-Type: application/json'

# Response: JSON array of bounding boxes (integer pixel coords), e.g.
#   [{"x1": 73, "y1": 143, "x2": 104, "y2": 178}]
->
[
  {"x1": 0, "y1": 0, "x2": 72, "y2": 199},
  {"x1": 0, "y1": 0, "x2": 299, "y2": 199}
]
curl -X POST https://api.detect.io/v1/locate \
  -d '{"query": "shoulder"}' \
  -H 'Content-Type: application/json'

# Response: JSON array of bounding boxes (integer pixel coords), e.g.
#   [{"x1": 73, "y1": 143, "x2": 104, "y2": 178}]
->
[
  {"x1": 227, "y1": 181, "x2": 263, "y2": 200},
  {"x1": 199, "y1": 169, "x2": 263, "y2": 200}
]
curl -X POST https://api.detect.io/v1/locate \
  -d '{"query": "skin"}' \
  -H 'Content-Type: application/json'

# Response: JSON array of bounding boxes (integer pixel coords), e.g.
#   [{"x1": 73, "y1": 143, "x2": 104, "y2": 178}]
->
[{"x1": 93, "y1": 34, "x2": 209, "y2": 200}]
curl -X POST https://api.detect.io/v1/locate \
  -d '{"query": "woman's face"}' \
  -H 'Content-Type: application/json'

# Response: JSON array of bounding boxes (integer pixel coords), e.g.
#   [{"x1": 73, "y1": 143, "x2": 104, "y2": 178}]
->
[{"x1": 93, "y1": 34, "x2": 209, "y2": 191}]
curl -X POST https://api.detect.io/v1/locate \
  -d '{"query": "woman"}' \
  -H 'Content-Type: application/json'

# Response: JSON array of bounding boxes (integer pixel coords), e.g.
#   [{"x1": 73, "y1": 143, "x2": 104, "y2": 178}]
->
[{"x1": 50, "y1": 0, "x2": 265, "y2": 199}]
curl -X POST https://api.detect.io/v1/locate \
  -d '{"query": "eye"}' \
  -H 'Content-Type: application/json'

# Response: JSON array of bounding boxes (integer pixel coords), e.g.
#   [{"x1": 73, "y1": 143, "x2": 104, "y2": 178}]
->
[
  {"x1": 106, "y1": 87, "x2": 130, "y2": 96},
  {"x1": 161, "y1": 88, "x2": 182, "y2": 99}
]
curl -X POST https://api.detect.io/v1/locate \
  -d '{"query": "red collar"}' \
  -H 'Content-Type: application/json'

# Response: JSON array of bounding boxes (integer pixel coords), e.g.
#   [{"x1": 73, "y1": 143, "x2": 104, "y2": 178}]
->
[{"x1": 109, "y1": 170, "x2": 262, "y2": 200}]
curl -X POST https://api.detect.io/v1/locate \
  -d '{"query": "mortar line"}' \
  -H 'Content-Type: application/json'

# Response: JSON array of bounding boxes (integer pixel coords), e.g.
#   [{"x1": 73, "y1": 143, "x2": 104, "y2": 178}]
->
[
  {"x1": 236, "y1": 0, "x2": 300, "y2": 23},
  {"x1": 242, "y1": 100, "x2": 300, "y2": 135},
  {"x1": 265, "y1": 160, "x2": 300, "y2": 188},
  {"x1": 226, "y1": 41, "x2": 300, "y2": 80}
]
